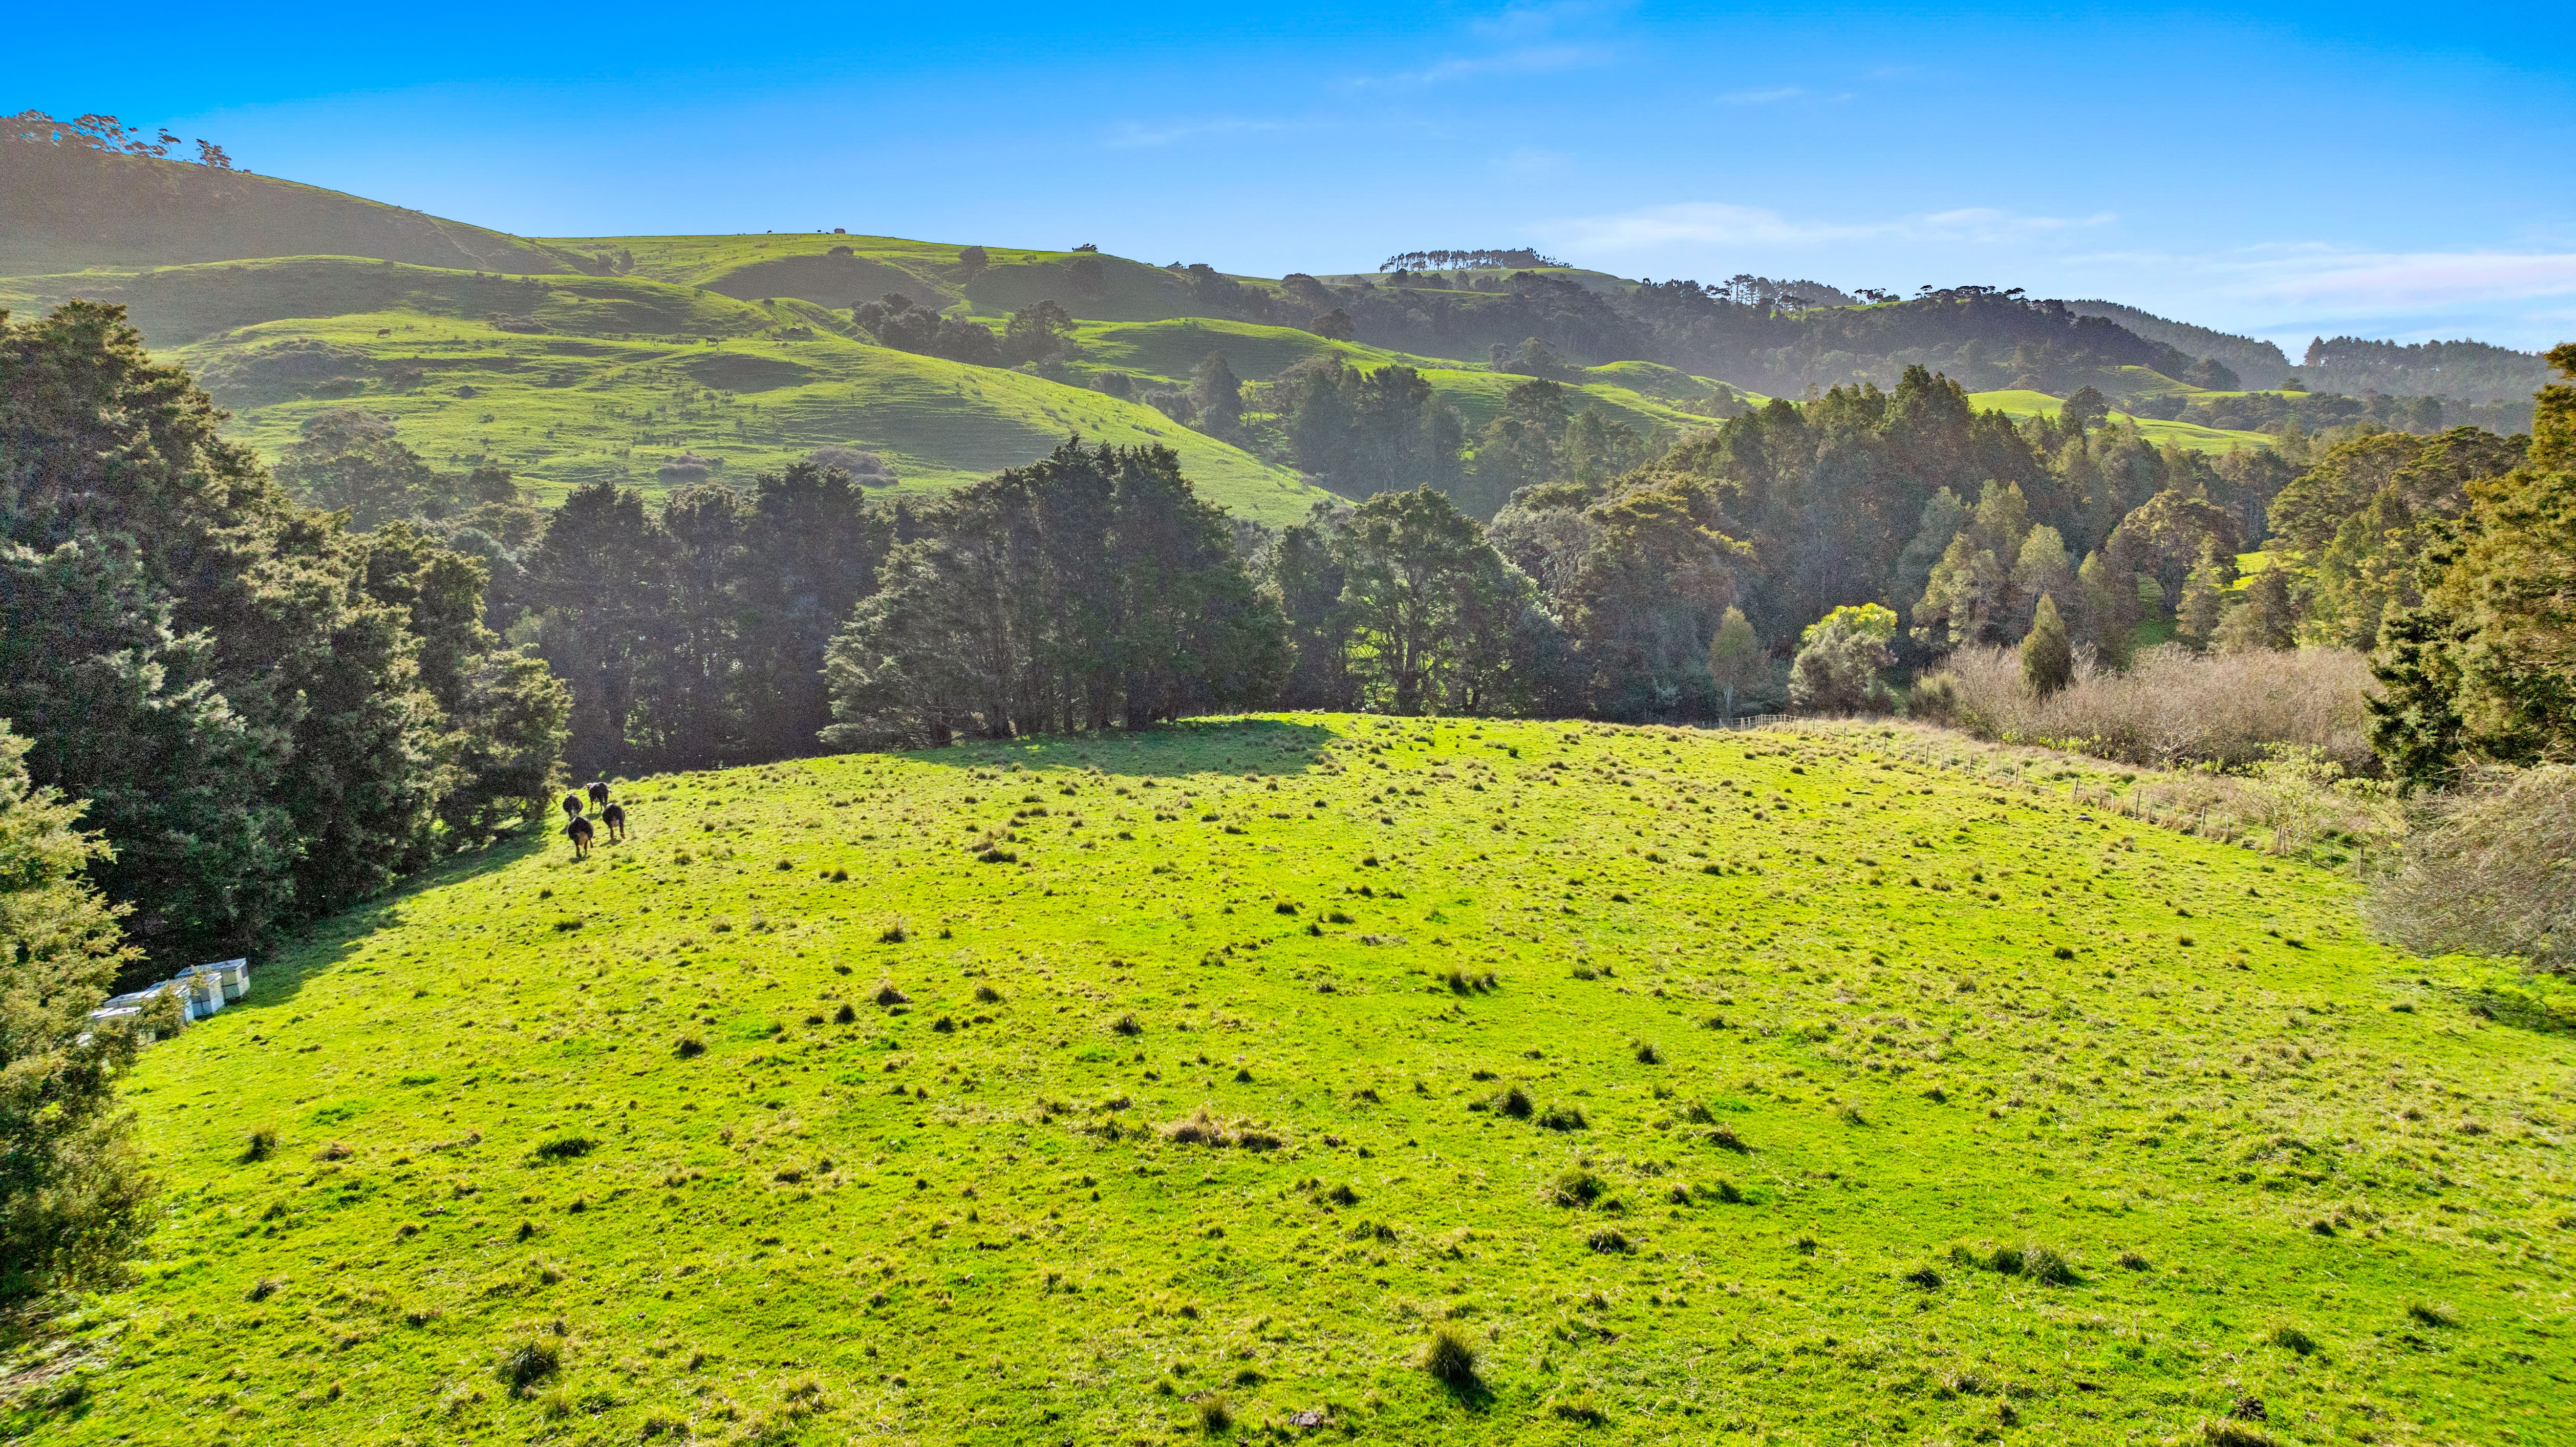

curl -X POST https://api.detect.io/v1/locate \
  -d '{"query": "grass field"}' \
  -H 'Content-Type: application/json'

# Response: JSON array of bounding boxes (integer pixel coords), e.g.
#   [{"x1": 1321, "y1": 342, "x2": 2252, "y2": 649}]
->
[
  {"x1": 1969, "y1": 389, "x2": 2275, "y2": 456},
  {"x1": 12, "y1": 715, "x2": 2564, "y2": 1446}
]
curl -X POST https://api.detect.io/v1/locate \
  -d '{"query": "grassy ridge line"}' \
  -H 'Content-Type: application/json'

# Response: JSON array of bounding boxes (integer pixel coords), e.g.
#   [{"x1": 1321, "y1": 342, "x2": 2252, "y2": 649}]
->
[
  {"x1": 1969, "y1": 388, "x2": 2274, "y2": 454},
  {"x1": 30, "y1": 716, "x2": 2563, "y2": 1445}
]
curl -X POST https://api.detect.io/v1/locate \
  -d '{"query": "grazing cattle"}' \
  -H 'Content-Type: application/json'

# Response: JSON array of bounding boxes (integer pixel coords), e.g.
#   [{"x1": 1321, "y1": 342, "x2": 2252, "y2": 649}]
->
[
  {"x1": 562, "y1": 792, "x2": 584, "y2": 819},
  {"x1": 602, "y1": 802, "x2": 627, "y2": 841},
  {"x1": 566, "y1": 814, "x2": 594, "y2": 858},
  {"x1": 587, "y1": 781, "x2": 609, "y2": 809}
]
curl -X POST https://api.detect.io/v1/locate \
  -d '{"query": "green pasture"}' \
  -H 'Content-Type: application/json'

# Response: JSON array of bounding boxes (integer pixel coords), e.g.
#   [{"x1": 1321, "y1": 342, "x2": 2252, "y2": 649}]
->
[
  {"x1": 17, "y1": 716, "x2": 2566, "y2": 1445},
  {"x1": 1969, "y1": 388, "x2": 2275, "y2": 455}
]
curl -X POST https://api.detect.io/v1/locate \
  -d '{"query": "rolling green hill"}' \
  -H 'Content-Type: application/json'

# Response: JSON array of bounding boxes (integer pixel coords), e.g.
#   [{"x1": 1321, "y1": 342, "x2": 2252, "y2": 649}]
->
[
  {"x1": 0, "y1": 258, "x2": 1331, "y2": 520},
  {"x1": 16, "y1": 717, "x2": 2560, "y2": 1445}
]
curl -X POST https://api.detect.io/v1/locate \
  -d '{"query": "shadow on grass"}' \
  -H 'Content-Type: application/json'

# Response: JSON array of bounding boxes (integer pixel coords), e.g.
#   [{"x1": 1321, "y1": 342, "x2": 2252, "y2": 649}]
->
[
  {"x1": 894, "y1": 716, "x2": 1349, "y2": 778},
  {"x1": 168, "y1": 829, "x2": 550, "y2": 1014}
]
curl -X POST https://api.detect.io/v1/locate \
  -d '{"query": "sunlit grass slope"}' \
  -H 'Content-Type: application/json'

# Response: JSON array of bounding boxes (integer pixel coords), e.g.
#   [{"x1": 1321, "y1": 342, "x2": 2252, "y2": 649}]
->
[
  {"x1": 31, "y1": 718, "x2": 2569, "y2": 1445},
  {"x1": 1970, "y1": 388, "x2": 2274, "y2": 455},
  {"x1": 1063, "y1": 318, "x2": 1728, "y2": 435},
  {"x1": 0, "y1": 258, "x2": 1326, "y2": 521}
]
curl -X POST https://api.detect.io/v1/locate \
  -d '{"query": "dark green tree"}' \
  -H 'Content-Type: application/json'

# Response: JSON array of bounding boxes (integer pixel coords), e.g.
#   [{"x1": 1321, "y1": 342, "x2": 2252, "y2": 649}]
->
[
  {"x1": 2021, "y1": 593, "x2": 2074, "y2": 697},
  {"x1": 0, "y1": 722, "x2": 155, "y2": 1297}
]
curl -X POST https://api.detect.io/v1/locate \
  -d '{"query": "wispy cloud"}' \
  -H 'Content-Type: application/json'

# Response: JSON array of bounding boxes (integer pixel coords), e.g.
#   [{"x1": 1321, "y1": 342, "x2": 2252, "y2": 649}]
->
[
  {"x1": 1719, "y1": 86, "x2": 1803, "y2": 105},
  {"x1": 1103, "y1": 117, "x2": 1289, "y2": 149},
  {"x1": 2074, "y1": 242, "x2": 2576, "y2": 322},
  {"x1": 1355, "y1": 43, "x2": 1614, "y2": 88},
  {"x1": 1545, "y1": 200, "x2": 2115, "y2": 250}
]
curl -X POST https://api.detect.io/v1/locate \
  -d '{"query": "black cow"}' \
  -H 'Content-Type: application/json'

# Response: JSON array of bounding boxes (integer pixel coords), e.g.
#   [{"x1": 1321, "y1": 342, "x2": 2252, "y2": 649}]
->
[
  {"x1": 602, "y1": 802, "x2": 627, "y2": 842},
  {"x1": 566, "y1": 814, "x2": 595, "y2": 858},
  {"x1": 561, "y1": 792, "x2": 584, "y2": 819},
  {"x1": 587, "y1": 780, "x2": 610, "y2": 809}
]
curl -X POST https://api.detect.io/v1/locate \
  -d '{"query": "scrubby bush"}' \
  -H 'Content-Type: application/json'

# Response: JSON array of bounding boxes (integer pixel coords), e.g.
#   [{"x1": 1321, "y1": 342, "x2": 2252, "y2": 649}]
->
[
  {"x1": 1916, "y1": 642, "x2": 2377, "y2": 774},
  {"x1": 2369, "y1": 764, "x2": 2576, "y2": 969}
]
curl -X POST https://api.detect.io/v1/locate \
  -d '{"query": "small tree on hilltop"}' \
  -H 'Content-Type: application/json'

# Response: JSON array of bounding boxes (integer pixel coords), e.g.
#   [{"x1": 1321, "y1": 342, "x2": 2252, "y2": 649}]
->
[
  {"x1": 2021, "y1": 593, "x2": 2074, "y2": 698},
  {"x1": 0, "y1": 722, "x2": 156, "y2": 1297}
]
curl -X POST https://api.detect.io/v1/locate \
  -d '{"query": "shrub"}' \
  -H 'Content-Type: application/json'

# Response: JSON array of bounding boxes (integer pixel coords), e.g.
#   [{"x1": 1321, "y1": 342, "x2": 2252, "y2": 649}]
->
[
  {"x1": 2370, "y1": 764, "x2": 2576, "y2": 969},
  {"x1": 1919, "y1": 642, "x2": 2377, "y2": 774},
  {"x1": 495, "y1": 1340, "x2": 561, "y2": 1396},
  {"x1": 1419, "y1": 1323, "x2": 1479, "y2": 1385}
]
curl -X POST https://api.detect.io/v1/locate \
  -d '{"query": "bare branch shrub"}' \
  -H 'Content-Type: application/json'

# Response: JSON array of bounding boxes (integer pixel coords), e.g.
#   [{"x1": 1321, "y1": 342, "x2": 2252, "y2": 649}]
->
[
  {"x1": 2369, "y1": 765, "x2": 2576, "y2": 969},
  {"x1": 1917, "y1": 644, "x2": 2377, "y2": 774}
]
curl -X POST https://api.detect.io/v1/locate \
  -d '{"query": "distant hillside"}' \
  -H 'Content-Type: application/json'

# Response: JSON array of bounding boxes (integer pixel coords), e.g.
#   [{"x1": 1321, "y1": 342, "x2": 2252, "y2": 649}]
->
[
  {"x1": 2299, "y1": 336, "x2": 2549, "y2": 404},
  {"x1": 2066, "y1": 299, "x2": 2291, "y2": 389},
  {"x1": 0, "y1": 132, "x2": 581, "y2": 277}
]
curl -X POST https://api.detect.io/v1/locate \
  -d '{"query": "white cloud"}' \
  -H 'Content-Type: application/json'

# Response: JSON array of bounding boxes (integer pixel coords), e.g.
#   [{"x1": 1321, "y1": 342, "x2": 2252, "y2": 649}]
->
[
  {"x1": 2068, "y1": 243, "x2": 2576, "y2": 344},
  {"x1": 1355, "y1": 42, "x2": 1615, "y2": 88},
  {"x1": 1103, "y1": 117, "x2": 1288, "y2": 149},
  {"x1": 1544, "y1": 200, "x2": 2114, "y2": 250}
]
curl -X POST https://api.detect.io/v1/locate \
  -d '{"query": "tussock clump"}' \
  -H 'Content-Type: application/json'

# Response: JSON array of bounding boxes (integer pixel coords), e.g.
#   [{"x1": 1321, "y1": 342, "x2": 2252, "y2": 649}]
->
[
  {"x1": 533, "y1": 1136, "x2": 595, "y2": 1162},
  {"x1": 2268, "y1": 1325, "x2": 2318, "y2": 1355},
  {"x1": 1548, "y1": 1397, "x2": 1609, "y2": 1425},
  {"x1": 1704, "y1": 1125, "x2": 1750, "y2": 1153},
  {"x1": 832, "y1": 1003, "x2": 857, "y2": 1025},
  {"x1": 2202, "y1": 1421, "x2": 2277, "y2": 1447},
  {"x1": 245, "y1": 1277, "x2": 282, "y2": 1302},
  {"x1": 674, "y1": 1036, "x2": 707, "y2": 1058},
  {"x1": 1194, "y1": 1393, "x2": 1232, "y2": 1434},
  {"x1": 1633, "y1": 1042, "x2": 1662, "y2": 1065},
  {"x1": 1489, "y1": 1084, "x2": 1532, "y2": 1119},
  {"x1": 1161, "y1": 1107, "x2": 1228, "y2": 1146},
  {"x1": 314, "y1": 1141, "x2": 352, "y2": 1161},
  {"x1": 974, "y1": 984, "x2": 1003, "y2": 1003},
  {"x1": 241, "y1": 1127, "x2": 278, "y2": 1163},
  {"x1": 1585, "y1": 1227, "x2": 1633, "y2": 1254},
  {"x1": 1111, "y1": 1012, "x2": 1143, "y2": 1036},
  {"x1": 2406, "y1": 1302, "x2": 2455, "y2": 1329},
  {"x1": 495, "y1": 1340, "x2": 561, "y2": 1396},
  {"x1": 1419, "y1": 1324, "x2": 1479, "y2": 1385},
  {"x1": 877, "y1": 921, "x2": 910, "y2": 944},
  {"x1": 1536, "y1": 1103, "x2": 1588, "y2": 1131},
  {"x1": 1549, "y1": 1167, "x2": 1606, "y2": 1208},
  {"x1": 872, "y1": 980, "x2": 910, "y2": 1007}
]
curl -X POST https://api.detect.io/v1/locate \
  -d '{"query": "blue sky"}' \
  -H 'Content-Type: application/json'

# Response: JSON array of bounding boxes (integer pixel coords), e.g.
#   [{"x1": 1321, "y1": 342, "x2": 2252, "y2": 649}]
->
[{"x1": 23, "y1": 1, "x2": 2576, "y2": 354}]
